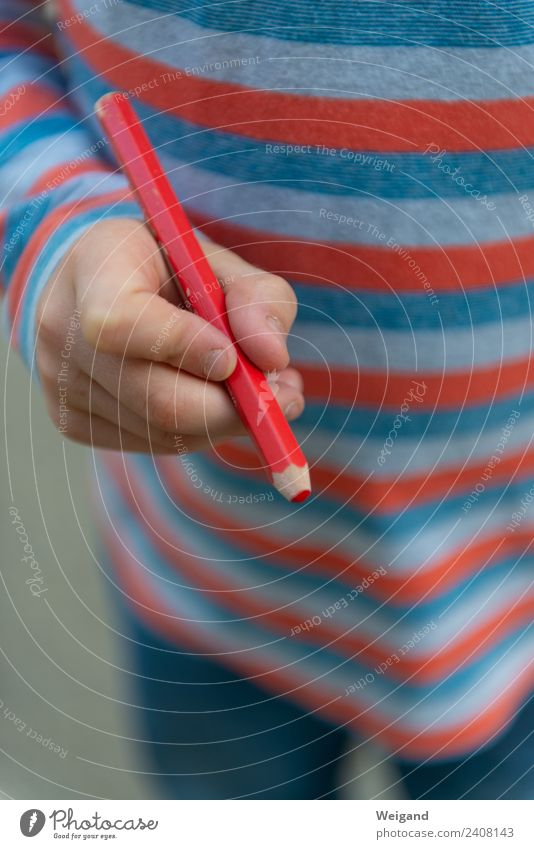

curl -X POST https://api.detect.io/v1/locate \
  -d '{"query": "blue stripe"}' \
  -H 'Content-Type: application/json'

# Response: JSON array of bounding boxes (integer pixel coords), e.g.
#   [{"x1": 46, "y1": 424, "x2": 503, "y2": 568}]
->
[
  {"x1": 188, "y1": 448, "x2": 534, "y2": 532},
  {"x1": 2, "y1": 171, "x2": 127, "y2": 280},
  {"x1": 124, "y1": 0, "x2": 534, "y2": 48},
  {"x1": 99, "y1": 459, "x2": 534, "y2": 701},
  {"x1": 132, "y1": 442, "x2": 526, "y2": 545},
  {"x1": 132, "y1": 455, "x2": 534, "y2": 617},
  {"x1": 20, "y1": 200, "x2": 143, "y2": 369},
  {"x1": 144, "y1": 109, "x2": 534, "y2": 200},
  {"x1": 0, "y1": 53, "x2": 62, "y2": 89},
  {"x1": 296, "y1": 392, "x2": 530, "y2": 438},
  {"x1": 291, "y1": 280, "x2": 534, "y2": 331},
  {"x1": 3, "y1": 196, "x2": 55, "y2": 282},
  {"x1": 67, "y1": 57, "x2": 534, "y2": 199},
  {"x1": 0, "y1": 117, "x2": 87, "y2": 163}
]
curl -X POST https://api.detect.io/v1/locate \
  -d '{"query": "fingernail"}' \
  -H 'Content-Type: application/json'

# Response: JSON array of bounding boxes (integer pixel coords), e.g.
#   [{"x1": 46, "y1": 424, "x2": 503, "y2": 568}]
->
[
  {"x1": 284, "y1": 397, "x2": 304, "y2": 420},
  {"x1": 202, "y1": 348, "x2": 234, "y2": 380}
]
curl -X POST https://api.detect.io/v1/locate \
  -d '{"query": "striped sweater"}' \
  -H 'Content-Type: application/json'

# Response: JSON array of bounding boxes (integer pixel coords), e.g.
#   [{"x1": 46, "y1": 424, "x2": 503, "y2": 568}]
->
[{"x1": 2, "y1": 0, "x2": 534, "y2": 760}]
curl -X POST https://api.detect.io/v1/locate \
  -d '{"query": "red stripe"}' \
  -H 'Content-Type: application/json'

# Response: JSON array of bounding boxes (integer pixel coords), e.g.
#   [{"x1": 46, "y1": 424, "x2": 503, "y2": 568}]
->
[
  {"x1": 189, "y1": 213, "x2": 534, "y2": 292},
  {"x1": 216, "y1": 439, "x2": 534, "y2": 513},
  {"x1": 0, "y1": 83, "x2": 65, "y2": 132},
  {"x1": 129, "y1": 455, "x2": 534, "y2": 606},
  {"x1": 27, "y1": 158, "x2": 111, "y2": 197},
  {"x1": 98, "y1": 502, "x2": 534, "y2": 759},
  {"x1": 295, "y1": 359, "x2": 533, "y2": 409},
  {"x1": 0, "y1": 21, "x2": 56, "y2": 58},
  {"x1": 7, "y1": 188, "x2": 130, "y2": 338},
  {"x1": 60, "y1": 0, "x2": 534, "y2": 153},
  {"x1": 156, "y1": 461, "x2": 534, "y2": 605},
  {"x1": 105, "y1": 453, "x2": 534, "y2": 686}
]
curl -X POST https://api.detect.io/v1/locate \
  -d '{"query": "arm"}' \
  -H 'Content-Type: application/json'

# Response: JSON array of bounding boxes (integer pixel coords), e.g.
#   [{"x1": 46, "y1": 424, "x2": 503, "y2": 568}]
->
[
  {"x1": 35, "y1": 218, "x2": 304, "y2": 453},
  {"x1": 0, "y1": 0, "x2": 304, "y2": 452},
  {"x1": 0, "y1": 0, "x2": 142, "y2": 370}
]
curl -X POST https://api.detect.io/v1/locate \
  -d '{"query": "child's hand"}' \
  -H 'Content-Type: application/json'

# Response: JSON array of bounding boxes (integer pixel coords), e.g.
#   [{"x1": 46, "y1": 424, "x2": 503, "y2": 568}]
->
[{"x1": 35, "y1": 218, "x2": 304, "y2": 453}]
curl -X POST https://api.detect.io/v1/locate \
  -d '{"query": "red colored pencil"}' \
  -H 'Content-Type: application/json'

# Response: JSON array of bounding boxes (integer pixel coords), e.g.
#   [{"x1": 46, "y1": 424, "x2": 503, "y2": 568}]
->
[{"x1": 95, "y1": 92, "x2": 311, "y2": 502}]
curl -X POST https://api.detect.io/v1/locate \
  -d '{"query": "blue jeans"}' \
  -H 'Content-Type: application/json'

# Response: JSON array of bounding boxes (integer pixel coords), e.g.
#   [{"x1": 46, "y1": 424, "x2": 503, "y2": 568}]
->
[{"x1": 121, "y1": 609, "x2": 534, "y2": 799}]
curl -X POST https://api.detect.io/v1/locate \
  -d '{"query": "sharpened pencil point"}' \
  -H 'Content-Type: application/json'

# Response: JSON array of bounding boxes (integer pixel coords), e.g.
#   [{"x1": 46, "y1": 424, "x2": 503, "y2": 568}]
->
[{"x1": 272, "y1": 464, "x2": 311, "y2": 503}]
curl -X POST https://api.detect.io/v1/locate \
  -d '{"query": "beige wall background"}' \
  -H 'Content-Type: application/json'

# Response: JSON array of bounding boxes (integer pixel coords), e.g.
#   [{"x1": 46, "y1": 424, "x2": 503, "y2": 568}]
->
[{"x1": 0, "y1": 336, "x2": 400, "y2": 800}]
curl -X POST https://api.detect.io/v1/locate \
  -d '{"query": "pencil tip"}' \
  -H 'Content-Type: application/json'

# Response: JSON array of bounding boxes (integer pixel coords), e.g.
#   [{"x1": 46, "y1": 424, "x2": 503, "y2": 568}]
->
[
  {"x1": 291, "y1": 489, "x2": 311, "y2": 503},
  {"x1": 272, "y1": 464, "x2": 311, "y2": 503}
]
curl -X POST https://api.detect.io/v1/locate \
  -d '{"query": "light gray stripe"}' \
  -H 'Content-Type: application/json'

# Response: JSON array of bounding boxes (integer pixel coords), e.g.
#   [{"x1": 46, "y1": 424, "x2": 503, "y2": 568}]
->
[
  {"x1": 319, "y1": 571, "x2": 532, "y2": 647},
  {"x1": 85, "y1": 0, "x2": 534, "y2": 101},
  {"x1": 124, "y1": 507, "x2": 534, "y2": 721},
  {"x1": 294, "y1": 410, "x2": 530, "y2": 478},
  {"x1": 341, "y1": 640, "x2": 534, "y2": 722},
  {"x1": 143, "y1": 457, "x2": 534, "y2": 652},
  {"x1": 163, "y1": 158, "x2": 531, "y2": 247},
  {"x1": 154, "y1": 453, "x2": 534, "y2": 573},
  {"x1": 307, "y1": 498, "x2": 534, "y2": 574},
  {"x1": 288, "y1": 316, "x2": 533, "y2": 371},
  {"x1": 388, "y1": 499, "x2": 534, "y2": 571},
  {"x1": 168, "y1": 494, "x2": 533, "y2": 652}
]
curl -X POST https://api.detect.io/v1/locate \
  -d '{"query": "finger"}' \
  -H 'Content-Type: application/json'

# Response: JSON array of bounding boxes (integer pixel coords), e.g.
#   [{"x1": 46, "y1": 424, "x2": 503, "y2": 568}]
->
[
  {"x1": 66, "y1": 371, "x2": 186, "y2": 450},
  {"x1": 276, "y1": 366, "x2": 304, "y2": 393},
  {"x1": 72, "y1": 220, "x2": 237, "y2": 381},
  {"x1": 79, "y1": 368, "x2": 304, "y2": 435},
  {"x1": 65, "y1": 376, "x2": 303, "y2": 455},
  {"x1": 198, "y1": 236, "x2": 298, "y2": 372},
  {"x1": 57, "y1": 409, "x2": 214, "y2": 453},
  {"x1": 44, "y1": 405, "x2": 158, "y2": 452},
  {"x1": 87, "y1": 356, "x2": 305, "y2": 437}
]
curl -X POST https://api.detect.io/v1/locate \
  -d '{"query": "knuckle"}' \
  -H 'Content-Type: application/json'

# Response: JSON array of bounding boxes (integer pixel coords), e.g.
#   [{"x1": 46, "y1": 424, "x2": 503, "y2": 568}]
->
[
  {"x1": 255, "y1": 274, "x2": 297, "y2": 317},
  {"x1": 153, "y1": 425, "x2": 182, "y2": 449},
  {"x1": 37, "y1": 351, "x2": 87, "y2": 408},
  {"x1": 273, "y1": 277, "x2": 298, "y2": 317},
  {"x1": 65, "y1": 370, "x2": 89, "y2": 404},
  {"x1": 154, "y1": 328, "x2": 187, "y2": 365},
  {"x1": 253, "y1": 272, "x2": 285, "y2": 295},
  {"x1": 80, "y1": 305, "x2": 122, "y2": 351},
  {"x1": 147, "y1": 308, "x2": 181, "y2": 358},
  {"x1": 269, "y1": 273, "x2": 292, "y2": 293},
  {"x1": 44, "y1": 392, "x2": 89, "y2": 444},
  {"x1": 146, "y1": 384, "x2": 179, "y2": 432},
  {"x1": 43, "y1": 397, "x2": 68, "y2": 434},
  {"x1": 231, "y1": 272, "x2": 294, "y2": 308}
]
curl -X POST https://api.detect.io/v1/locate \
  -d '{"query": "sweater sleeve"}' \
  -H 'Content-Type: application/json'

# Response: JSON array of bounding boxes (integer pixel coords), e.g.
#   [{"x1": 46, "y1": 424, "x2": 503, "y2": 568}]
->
[{"x1": 0, "y1": 0, "x2": 142, "y2": 374}]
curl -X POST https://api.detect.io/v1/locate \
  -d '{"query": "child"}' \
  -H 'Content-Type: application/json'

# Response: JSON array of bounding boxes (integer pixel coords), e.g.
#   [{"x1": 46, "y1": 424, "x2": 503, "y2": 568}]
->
[{"x1": 2, "y1": 0, "x2": 534, "y2": 798}]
